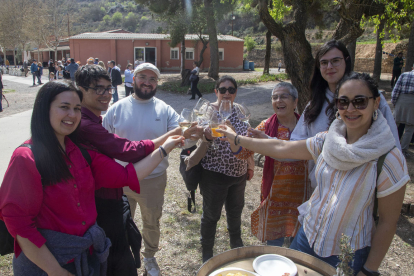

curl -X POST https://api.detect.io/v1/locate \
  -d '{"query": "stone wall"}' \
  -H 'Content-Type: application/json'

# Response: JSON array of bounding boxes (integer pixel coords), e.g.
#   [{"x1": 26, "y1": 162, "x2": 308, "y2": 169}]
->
[{"x1": 354, "y1": 58, "x2": 394, "y2": 74}]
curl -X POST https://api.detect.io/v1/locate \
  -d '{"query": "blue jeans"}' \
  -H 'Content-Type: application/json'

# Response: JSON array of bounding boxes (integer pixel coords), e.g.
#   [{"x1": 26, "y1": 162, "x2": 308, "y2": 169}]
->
[
  {"x1": 267, "y1": 237, "x2": 285, "y2": 247},
  {"x1": 112, "y1": 86, "x2": 119, "y2": 103},
  {"x1": 290, "y1": 226, "x2": 370, "y2": 275}
]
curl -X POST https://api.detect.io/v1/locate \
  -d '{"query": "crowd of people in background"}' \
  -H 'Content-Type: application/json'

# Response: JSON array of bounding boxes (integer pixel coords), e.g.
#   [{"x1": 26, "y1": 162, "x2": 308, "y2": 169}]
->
[{"x1": 0, "y1": 39, "x2": 411, "y2": 276}]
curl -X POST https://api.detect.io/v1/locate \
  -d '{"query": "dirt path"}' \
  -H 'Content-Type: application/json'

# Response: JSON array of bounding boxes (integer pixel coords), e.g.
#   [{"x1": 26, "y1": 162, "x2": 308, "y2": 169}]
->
[{"x1": 0, "y1": 73, "x2": 412, "y2": 276}]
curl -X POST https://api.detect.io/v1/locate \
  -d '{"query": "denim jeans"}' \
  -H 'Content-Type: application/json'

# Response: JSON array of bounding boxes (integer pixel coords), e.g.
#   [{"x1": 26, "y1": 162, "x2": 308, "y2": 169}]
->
[
  {"x1": 112, "y1": 86, "x2": 119, "y2": 103},
  {"x1": 267, "y1": 237, "x2": 285, "y2": 247},
  {"x1": 290, "y1": 226, "x2": 370, "y2": 275},
  {"x1": 191, "y1": 77, "x2": 202, "y2": 99}
]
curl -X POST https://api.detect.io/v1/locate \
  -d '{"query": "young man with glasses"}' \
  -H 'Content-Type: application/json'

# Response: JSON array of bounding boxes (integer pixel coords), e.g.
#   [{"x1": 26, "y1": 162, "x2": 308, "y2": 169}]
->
[
  {"x1": 75, "y1": 65, "x2": 181, "y2": 276},
  {"x1": 102, "y1": 63, "x2": 200, "y2": 276}
]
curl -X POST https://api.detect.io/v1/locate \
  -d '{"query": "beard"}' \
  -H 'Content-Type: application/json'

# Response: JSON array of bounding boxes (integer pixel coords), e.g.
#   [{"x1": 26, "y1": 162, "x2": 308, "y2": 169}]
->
[{"x1": 133, "y1": 82, "x2": 157, "y2": 100}]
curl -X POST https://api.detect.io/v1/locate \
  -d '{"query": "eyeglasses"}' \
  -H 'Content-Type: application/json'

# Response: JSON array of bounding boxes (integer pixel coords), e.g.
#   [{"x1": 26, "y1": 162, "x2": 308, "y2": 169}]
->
[
  {"x1": 82, "y1": 86, "x2": 115, "y2": 95},
  {"x1": 271, "y1": 93, "x2": 291, "y2": 101},
  {"x1": 319, "y1": 57, "x2": 344, "y2": 69},
  {"x1": 335, "y1": 96, "x2": 374, "y2": 110},
  {"x1": 136, "y1": 75, "x2": 158, "y2": 84},
  {"x1": 217, "y1": 87, "x2": 237, "y2": 94}
]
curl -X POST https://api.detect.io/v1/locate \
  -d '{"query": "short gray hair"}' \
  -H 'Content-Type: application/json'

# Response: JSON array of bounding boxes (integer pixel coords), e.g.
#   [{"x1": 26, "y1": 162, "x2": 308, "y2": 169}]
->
[{"x1": 272, "y1": 82, "x2": 298, "y2": 99}]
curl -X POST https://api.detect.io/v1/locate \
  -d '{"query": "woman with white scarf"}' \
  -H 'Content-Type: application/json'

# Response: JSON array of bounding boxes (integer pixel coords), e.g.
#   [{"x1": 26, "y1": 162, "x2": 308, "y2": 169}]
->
[{"x1": 217, "y1": 73, "x2": 409, "y2": 276}]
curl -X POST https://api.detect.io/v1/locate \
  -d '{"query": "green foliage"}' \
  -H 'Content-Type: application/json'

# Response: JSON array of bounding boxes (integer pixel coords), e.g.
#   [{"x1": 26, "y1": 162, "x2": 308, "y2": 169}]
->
[
  {"x1": 111, "y1": 11, "x2": 123, "y2": 25},
  {"x1": 336, "y1": 234, "x2": 354, "y2": 276},
  {"x1": 123, "y1": 12, "x2": 139, "y2": 31},
  {"x1": 237, "y1": 73, "x2": 289, "y2": 85},
  {"x1": 244, "y1": 35, "x2": 256, "y2": 51},
  {"x1": 140, "y1": 15, "x2": 149, "y2": 21},
  {"x1": 103, "y1": 14, "x2": 111, "y2": 25},
  {"x1": 269, "y1": 0, "x2": 292, "y2": 22}
]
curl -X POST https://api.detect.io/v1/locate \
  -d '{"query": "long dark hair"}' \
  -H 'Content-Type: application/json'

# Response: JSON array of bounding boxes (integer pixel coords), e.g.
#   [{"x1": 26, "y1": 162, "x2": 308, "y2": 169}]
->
[
  {"x1": 215, "y1": 75, "x2": 237, "y2": 89},
  {"x1": 31, "y1": 81, "x2": 83, "y2": 186},
  {"x1": 304, "y1": 40, "x2": 352, "y2": 125}
]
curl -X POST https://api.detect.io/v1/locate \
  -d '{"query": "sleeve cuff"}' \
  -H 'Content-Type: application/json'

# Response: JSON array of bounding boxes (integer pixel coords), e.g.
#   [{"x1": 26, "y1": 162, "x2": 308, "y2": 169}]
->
[
  {"x1": 143, "y1": 140, "x2": 155, "y2": 156},
  {"x1": 125, "y1": 163, "x2": 140, "y2": 194},
  {"x1": 377, "y1": 175, "x2": 410, "y2": 198}
]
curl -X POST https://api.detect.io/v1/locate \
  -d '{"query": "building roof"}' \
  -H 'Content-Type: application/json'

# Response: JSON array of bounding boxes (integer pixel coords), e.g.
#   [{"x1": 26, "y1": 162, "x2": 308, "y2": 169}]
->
[
  {"x1": 69, "y1": 32, "x2": 244, "y2": 42},
  {"x1": 37, "y1": 45, "x2": 70, "y2": 52}
]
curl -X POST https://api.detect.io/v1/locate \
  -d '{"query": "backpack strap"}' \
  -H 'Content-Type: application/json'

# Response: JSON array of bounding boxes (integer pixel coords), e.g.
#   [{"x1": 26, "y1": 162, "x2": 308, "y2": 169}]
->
[{"x1": 374, "y1": 147, "x2": 395, "y2": 222}]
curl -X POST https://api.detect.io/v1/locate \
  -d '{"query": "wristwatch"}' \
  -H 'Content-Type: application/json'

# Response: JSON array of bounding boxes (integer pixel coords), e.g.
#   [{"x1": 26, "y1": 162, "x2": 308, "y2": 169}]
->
[{"x1": 361, "y1": 266, "x2": 380, "y2": 276}]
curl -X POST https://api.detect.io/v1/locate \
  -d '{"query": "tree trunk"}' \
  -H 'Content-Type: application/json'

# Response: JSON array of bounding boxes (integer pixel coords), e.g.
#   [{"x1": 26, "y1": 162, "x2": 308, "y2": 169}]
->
[
  {"x1": 346, "y1": 41, "x2": 356, "y2": 71},
  {"x1": 256, "y1": 0, "x2": 314, "y2": 113},
  {"x1": 405, "y1": 18, "x2": 414, "y2": 72},
  {"x1": 13, "y1": 48, "x2": 16, "y2": 66},
  {"x1": 180, "y1": 37, "x2": 186, "y2": 78},
  {"x1": 263, "y1": 30, "x2": 271, "y2": 75},
  {"x1": 198, "y1": 37, "x2": 209, "y2": 67},
  {"x1": 204, "y1": 0, "x2": 219, "y2": 80},
  {"x1": 373, "y1": 18, "x2": 385, "y2": 83}
]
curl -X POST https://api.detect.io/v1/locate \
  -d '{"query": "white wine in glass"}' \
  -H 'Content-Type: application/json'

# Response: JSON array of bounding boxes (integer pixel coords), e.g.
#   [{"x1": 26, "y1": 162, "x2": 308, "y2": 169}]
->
[{"x1": 179, "y1": 108, "x2": 194, "y2": 135}]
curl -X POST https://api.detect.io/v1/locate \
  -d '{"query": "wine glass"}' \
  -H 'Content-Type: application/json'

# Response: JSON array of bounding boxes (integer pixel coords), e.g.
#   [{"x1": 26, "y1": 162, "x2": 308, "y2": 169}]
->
[
  {"x1": 235, "y1": 103, "x2": 251, "y2": 127},
  {"x1": 219, "y1": 100, "x2": 232, "y2": 122},
  {"x1": 179, "y1": 108, "x2": 193, "y2": 135},
  {"x1": 209, "y1": 111, "x2": 223, "y2": 150},
  {"x1": 193, "y1": 98, "x2": 210, "y2": 122}
]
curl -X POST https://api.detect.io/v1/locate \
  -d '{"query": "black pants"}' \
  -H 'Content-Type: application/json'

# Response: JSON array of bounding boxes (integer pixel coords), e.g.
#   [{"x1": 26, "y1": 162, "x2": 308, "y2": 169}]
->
[
  {"x1": 95, "y1": 197, "x2": 139, "y2": 276},
  {"x1": 398, "y1": 123, "x2": 414, "y2": 143},
  {"x1": 191, "y1": 77, "x2": 202, "y2": 99},
  {"x1": 125, "y1": 86, "x2": 134, "y2": 97},
  {"x1": 199, "y1": 169, "x2": 247, "y2": 250},
  {"x1": 32, "y1": 73, "x2": 40, "y2": 85},
  {"x1": 391, "y1": 69, "x2": 401, "y2": 88}
]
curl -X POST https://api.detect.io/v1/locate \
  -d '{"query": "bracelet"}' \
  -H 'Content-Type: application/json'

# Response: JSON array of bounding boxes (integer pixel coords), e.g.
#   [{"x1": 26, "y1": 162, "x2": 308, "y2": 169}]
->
[
  {"x1": 205, "y1": 136, "x2": 212, "y2": 142},
  {"x1": 232, "y1": 146, "x2": 243, "y2": 155},
  {"x1": 159, "y1": 146, "x2": 168, "y2": 157},
  {"x1": 234, "y1": 135, "x2": 239, "y2": 146}
]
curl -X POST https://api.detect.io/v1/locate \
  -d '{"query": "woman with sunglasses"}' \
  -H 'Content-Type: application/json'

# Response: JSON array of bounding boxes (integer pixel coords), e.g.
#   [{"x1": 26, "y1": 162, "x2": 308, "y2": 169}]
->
[
  {"x1": 291, "y1": 40, "x2": 400, "y2": 190},
  {"x1": 217, "y1": 72, "x2": 409, "y2": 275},
  {"x1": 199, "y1": 75, "x2": 253, "y2": 263},
  {"x1": 0, "y1": 81, "x2": 183, "y2": 276}
]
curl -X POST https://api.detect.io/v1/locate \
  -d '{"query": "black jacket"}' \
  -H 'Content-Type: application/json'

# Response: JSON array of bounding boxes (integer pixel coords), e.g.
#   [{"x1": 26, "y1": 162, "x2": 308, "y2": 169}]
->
[{"x1": 111, "y1": 67, "x2": 122, "y2": 86}]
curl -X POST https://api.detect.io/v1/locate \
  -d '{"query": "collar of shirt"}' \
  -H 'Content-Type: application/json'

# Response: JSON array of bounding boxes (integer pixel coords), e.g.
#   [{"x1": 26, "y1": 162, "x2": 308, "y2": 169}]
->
[{"x1": 81, "y1": 107, "x2": 102, "y2": 124}]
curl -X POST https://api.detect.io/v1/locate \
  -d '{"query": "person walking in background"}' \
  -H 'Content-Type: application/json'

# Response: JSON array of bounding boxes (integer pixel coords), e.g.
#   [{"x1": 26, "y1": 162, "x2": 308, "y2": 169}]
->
[
  {"x1": 124, "y1": 63, "x2": 134, "y2": 97},
  {"x1": 107, "y1": 60, "x2": 122, "y2": 103},
  {"x1": 48, "y1": 59, "x2": 55, "y2": 78},
  {"x1": 278, "y1": 60, "x2": 282, "y2": 72},
  {"x1": 94, "y1": 58, "x2": 99, "y2": 65},
  {"x1": 391, "y1": 52, "x2": 404, "y2": 89},
  {"x1": 189, "y1": 61, "x2": 202, "y2": 100},
  {"x1": 65, "y1": 58, "x2": 79, "y2": 81},
  {"x1": 235, "y1": 82, "x2": 310, "y2": 247},
  {"x1": 30, "y1": 60, "x2": 40, "y2": 86},
  {"x1": 37, "y1": 62, "x2": 43, "y2": 85},
  {"x1": 392, "y1": 64, "x2": 414, "y2": 157}
]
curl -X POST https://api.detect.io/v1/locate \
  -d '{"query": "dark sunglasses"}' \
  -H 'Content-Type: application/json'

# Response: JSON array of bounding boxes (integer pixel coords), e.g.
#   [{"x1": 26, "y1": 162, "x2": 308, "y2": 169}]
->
[
  {"x1": 218, "y1": 87, "x2": 237, "y2": 94},
  {"x1": 335, "y1": 96, "x2": 374, "y2": 110}
]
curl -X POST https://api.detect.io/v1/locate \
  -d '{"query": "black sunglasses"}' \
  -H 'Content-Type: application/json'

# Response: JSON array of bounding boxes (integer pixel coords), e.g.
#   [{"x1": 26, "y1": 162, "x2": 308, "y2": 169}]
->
[
  {"x1": 335, "y1": 96, "x2": 374, "y2": 110},
  {"x1": 217, "y1": 87, "x2": 237, "y2": 94}
]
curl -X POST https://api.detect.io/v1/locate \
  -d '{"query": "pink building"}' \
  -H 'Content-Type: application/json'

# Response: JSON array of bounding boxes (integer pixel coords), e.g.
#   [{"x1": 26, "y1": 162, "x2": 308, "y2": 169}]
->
[{"x1": 69, "y1": 31, "x2": 244, "y2": 72}]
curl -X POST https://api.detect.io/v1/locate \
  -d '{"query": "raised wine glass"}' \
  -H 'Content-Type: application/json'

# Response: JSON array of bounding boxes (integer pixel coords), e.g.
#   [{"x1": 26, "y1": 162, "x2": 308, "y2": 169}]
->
[
  {"x1": 235, "y1": 103, "x2": 251, "y2": 127},
  {"x1": 219, "y1": 99, "x2": 232, "y2": 122},
  {"x1": 193, "y1": 98, "x2": 210, "y2": 123},
  {"x1": 179, "y1": 108, "x2": 193, "y2": 135},
  {"x1": 209, "y1": 111, "x2": 223, "y2": 150}
]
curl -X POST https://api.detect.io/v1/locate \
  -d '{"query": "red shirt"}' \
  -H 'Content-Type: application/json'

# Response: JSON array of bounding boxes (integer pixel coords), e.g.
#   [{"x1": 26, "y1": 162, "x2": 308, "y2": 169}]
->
[
  {"x1": 0, "y1": 138, "x2": 140, "y2": 257},
  {"x1": 79, "y1": 107, "x2": 154, "y2": 200}
]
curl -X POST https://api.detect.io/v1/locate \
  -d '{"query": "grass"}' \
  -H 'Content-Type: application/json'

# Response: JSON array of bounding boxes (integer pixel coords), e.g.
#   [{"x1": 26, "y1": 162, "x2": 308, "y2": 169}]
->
[
  {"x1": 2, "y1": 89, "x2": 15, "y2": 93},
  {"x1": 238, "y1": 73, "x2": 289, "y2": 86},
  {"x1": 356, "y1": 39, "x2": 408, "y2": 45}
]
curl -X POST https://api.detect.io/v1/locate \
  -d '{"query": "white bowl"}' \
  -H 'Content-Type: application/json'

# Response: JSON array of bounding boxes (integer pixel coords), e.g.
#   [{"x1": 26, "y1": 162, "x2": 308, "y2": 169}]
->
[
  {"x1": 253, "y1": 254, "x2": 297, "y2": 276},
  {"x1": 209, "y1": 267, "x2": 260, "y2": 276}
]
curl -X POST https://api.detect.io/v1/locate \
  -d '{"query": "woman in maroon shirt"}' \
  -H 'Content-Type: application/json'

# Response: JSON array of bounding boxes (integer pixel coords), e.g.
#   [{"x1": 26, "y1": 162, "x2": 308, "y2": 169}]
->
[{"x1": 0, "y1": 81, "x2": 183, "y2": 276}]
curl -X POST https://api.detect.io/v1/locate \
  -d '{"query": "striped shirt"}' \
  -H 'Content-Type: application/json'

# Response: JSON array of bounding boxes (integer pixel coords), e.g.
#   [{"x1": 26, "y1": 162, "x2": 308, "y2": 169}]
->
[
  {"x1": 303, "y1": 132, "x2": 409, "y2": 257},
  {"x1": 391, "y1": 70, "x2": 414, "y2": 105}
]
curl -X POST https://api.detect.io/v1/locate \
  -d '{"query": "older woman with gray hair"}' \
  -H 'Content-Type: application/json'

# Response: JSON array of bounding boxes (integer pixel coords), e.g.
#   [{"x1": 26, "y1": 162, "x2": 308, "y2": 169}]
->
[{"x1": 235, "y1": 82, "x2": 310, "y2": 247}]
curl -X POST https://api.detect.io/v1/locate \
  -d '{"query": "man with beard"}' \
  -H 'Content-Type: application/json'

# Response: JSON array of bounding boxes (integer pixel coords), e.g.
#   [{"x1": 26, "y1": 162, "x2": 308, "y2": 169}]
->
[
  {"x1": 75, "y1": 64, "x2": 192, "y2": 276},
  {"x1": 103, "y1": 63, "x2": 199, "y2": 276}
]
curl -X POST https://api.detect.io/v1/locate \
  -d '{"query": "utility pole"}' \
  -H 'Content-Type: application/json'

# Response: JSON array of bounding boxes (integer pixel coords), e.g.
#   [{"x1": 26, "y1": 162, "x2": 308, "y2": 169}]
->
[{"x1": 231, "y1": 11, "x2": 234, "y2": 36}]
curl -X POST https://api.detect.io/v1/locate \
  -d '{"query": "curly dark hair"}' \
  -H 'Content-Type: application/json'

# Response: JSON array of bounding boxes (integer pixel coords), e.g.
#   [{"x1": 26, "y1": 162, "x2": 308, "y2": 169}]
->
[{"x1": 215, "y1": 75, "x2": 237, "y2": 90}]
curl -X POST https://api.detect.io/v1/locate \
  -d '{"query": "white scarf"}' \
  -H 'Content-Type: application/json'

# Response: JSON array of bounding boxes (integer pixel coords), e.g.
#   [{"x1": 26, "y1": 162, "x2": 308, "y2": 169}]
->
[{"x1": 321, "y1": 111, "x2": 395, "y2": 171}]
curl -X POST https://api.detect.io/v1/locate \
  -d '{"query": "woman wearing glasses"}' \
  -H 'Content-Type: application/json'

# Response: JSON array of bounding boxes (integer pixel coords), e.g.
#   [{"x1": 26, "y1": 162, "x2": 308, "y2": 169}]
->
[
  {"x1": 200, "y1": 76, "x2": 253, "y2": 263},
  {"x1": 291, "y1": 40, "x2": 400, "y2": 190},
  {"x1": 0, "y1": 81, "x2": 183, "y2": 276},
  {"x1": 235, "y1": 82, "x2": 310, "y2": 248},
  {"x1": 218, "y1": 73, "x2": 409, "y2": 275}
]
